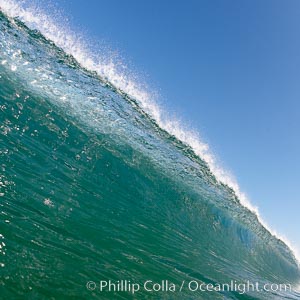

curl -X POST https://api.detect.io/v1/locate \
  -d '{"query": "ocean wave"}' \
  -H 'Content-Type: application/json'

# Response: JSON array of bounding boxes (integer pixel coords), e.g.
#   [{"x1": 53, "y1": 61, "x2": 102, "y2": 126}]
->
[{"x1": 0, "y1": 2, "x2": 300, "y2": 299}]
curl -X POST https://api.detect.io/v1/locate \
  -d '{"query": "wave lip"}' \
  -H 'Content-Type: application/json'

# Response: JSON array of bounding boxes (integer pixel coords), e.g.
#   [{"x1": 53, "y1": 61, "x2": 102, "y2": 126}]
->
[{"x1": 0, "y1": 1, "x2": 281, "y2": 208}]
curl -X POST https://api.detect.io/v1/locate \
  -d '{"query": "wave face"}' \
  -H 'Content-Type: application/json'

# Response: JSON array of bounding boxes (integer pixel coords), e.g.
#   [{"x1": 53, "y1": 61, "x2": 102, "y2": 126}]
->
[{"x1": 0, "y1": 10, "x2": 300, "y2": 300}]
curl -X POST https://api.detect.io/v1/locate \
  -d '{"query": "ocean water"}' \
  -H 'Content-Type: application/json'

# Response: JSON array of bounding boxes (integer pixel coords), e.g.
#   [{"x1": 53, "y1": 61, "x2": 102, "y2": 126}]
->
[{"x1": 0, "y1": 6, "x2": 300, "y2": 300}]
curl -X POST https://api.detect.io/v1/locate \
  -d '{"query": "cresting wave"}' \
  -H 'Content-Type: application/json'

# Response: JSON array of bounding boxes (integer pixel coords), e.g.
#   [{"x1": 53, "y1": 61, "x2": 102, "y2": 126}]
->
[
  {"x1": 0, "y1": 0, "x2": 299, "y2": 263},
  {"x1": 1, "y1": 2, "x2": 300, "y2": 299}
]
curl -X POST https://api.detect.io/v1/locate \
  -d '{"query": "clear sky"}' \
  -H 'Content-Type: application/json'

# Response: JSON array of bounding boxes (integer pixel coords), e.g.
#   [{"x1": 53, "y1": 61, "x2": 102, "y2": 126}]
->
[{"x1": 54, "y1": 0, "x2": 300, "y2": 252}]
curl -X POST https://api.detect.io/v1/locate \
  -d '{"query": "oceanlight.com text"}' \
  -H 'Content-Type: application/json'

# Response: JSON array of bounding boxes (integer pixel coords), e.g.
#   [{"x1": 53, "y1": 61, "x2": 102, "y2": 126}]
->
[{"x1": 86, "y1": 279, "x2": 293, "y2": 295}]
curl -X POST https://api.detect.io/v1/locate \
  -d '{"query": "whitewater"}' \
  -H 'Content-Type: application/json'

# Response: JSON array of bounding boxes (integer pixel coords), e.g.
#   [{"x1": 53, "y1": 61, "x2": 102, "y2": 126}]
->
[{"x1": 0, "y1": 0, "x2": 300, "y2": 299}]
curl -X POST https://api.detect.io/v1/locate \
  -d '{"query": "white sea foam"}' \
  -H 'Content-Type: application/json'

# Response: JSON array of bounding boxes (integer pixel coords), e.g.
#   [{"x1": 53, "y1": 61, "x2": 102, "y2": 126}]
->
[{"x1": 0, "y1": 0, "x2": 299, "y2": 264}]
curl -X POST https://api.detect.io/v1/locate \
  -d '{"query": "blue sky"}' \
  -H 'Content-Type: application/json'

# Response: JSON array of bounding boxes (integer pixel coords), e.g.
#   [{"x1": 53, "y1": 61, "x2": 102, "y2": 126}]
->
[{"x1": 57, "y1": 0, "x2": 300, "y2": 252}]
